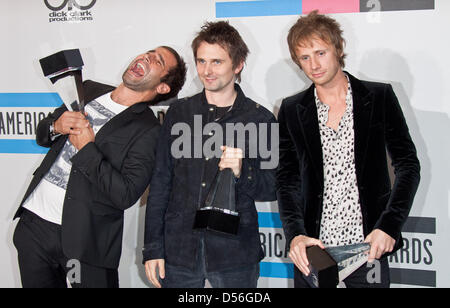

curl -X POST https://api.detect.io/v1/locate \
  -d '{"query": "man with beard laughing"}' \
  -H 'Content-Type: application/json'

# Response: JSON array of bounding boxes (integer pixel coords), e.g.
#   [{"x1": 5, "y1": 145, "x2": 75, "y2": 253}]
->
[{"x1": 13, "y1": 47, "x2": 186, "y2": 288}]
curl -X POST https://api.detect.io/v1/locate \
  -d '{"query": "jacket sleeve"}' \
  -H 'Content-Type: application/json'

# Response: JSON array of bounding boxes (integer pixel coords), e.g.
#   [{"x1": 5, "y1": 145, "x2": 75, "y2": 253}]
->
[
  {"x1": 70, "y1": 124, "x2": 160, "y2": 211},
  {"x1": 142, "y1": 106, "x2": 176, "y2": 262},
  {"x1": 276, "y1": 101, "x2": 307, "y2": 247},
  {"x1": 236, "y1": 113, "x2": 278, "y2": 202},
  {"x1": 373, "y1": 84, "x2": 421, "y2": 241},
  {"x1": 36, "y1": 104, "x2": 68, "y2": 147}
]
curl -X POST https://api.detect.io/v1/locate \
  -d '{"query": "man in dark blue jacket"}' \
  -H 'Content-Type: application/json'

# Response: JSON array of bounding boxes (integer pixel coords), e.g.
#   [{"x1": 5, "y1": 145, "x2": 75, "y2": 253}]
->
[{"x1": 143, "y1": 21, "x2": 277, "y2": 288}]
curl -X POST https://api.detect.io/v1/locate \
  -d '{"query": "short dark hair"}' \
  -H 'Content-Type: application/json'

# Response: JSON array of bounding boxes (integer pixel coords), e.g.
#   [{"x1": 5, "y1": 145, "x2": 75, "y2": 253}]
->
[
  {"x1": 191, "y1": 21, "x2": 249, "y2": 83},
  {"x1": 152, "y1": 46, "x2": 187, "y2": 104},
  {"x1": 287, "y1": 10, "x2": 346, "y2": 69}
]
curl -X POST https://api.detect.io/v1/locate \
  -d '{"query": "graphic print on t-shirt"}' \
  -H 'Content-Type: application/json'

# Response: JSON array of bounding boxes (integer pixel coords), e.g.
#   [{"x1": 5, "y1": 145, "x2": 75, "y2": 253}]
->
[{"x1": 43, "y1": 99, "x2": 117, "y2": 190}]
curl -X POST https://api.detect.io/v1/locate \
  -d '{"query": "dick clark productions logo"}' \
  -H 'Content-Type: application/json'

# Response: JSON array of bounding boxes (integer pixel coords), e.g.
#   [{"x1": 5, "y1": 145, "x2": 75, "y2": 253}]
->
[{"x1": 45, "y1": 0, "x2": 96, "y2": 23}]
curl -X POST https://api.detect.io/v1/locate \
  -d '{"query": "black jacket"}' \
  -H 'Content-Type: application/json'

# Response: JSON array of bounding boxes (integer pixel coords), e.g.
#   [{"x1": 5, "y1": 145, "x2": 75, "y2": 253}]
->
[
  {"x1": 143, "y1": 84, "x2": 277, "y2": 271},
  {"x1": 276, "y1": 73, "x2": 420, "y2": 253},
  {"x1": 14, "y1": 80, "x2": 160, "y2": 269}
]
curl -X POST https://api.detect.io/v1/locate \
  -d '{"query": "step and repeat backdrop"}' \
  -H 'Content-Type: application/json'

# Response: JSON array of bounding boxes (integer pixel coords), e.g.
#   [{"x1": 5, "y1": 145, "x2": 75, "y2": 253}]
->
[{"x1": 1, "y1": 0, "x2": 449, "y2": 288}]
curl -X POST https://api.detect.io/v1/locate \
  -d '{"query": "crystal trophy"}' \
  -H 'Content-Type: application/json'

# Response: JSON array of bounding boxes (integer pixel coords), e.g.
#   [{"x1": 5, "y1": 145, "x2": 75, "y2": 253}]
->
[{"x1": 193, "y1": 168, "x2": 240, "y2": 235}]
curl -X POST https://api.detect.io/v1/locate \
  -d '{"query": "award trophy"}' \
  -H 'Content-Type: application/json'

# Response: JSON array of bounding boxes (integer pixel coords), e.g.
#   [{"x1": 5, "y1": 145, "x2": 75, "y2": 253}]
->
[
  {"x1": 193, "y1": 168, "x2": 240, "y2": 235},
  {"x1": 303, "y1": 243, "x2": 371, "y2": 288},
  {"x1": 39, "y1": 49, "x2": 85, "y2": 113}
]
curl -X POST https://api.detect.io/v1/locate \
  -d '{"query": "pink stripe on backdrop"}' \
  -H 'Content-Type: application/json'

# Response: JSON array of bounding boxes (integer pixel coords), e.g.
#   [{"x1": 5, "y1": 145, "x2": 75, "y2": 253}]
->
[{"x1": 303, "y1": 0, "x2": 360, "y2": 14}]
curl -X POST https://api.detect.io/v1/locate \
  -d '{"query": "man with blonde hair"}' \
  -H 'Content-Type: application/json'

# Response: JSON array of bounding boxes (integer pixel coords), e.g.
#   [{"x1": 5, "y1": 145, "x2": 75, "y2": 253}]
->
[{"x1": 277, "y1": 11, "x2": 420, "y2": 288}]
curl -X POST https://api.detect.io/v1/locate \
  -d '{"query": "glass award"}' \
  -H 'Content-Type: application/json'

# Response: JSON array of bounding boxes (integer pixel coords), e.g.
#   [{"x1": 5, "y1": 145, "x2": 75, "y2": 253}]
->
[
  {"x1": 303, "y1": 243, "x2": 370, "y2": 288},
  {"x1": 39, "y1": 49, "x2": 85, "y2": 113},
  {"x1": 193, "y1": 168, "x2": 240, "y2": 235}
]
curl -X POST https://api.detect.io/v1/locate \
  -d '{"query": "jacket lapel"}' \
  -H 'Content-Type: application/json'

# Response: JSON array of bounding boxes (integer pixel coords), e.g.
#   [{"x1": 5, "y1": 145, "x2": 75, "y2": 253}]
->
[
  {"x1": 95, "y1": 102, "x2": 148, "y2": 143},
  {"x1": 348, "y1": 73, "x2": 374, "y2": 183},
  {"x1": 296, "y1": 85, "x2": 324, "y2": 188}
]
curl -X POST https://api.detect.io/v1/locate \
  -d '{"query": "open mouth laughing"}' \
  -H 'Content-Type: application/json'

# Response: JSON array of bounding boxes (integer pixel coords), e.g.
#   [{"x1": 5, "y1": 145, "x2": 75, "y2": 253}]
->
[{"x1": 130, "y1": 60, "x2": 146, "y2": 77}]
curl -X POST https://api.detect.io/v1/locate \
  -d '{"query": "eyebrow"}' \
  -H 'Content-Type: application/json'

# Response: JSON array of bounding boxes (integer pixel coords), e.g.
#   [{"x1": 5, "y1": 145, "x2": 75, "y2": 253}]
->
[
  {"x1": 298, "y1": 48, "x2": 328, "y2": 58},
  {"x1": 147, "y1": 49, "x2": 166, "y2": 68},
  {"x1": 195, "y1": 57, "x2": 223, "y2": 62}
]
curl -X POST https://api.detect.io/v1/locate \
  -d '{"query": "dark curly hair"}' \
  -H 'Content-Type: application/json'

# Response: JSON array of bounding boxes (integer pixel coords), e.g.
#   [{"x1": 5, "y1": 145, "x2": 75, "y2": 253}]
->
[
  {"x1": 152, "y1": 46, "x2": 187, "y2": 104},
  {"x1": 191, "y1": 21, "x2": 249, "y2": 83}
]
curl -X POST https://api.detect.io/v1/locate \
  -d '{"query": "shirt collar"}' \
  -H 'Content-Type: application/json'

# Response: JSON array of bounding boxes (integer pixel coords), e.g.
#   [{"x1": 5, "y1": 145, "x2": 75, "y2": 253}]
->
[{"x1": 314, "y1": 73, "x2": 354, "y2": 125}]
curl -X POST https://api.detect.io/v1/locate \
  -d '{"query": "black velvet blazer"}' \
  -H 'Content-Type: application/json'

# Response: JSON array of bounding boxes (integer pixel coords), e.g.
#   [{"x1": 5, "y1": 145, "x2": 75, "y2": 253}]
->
[{"x1": 276, "y1": 72, "x2": 420, "y2": 254}]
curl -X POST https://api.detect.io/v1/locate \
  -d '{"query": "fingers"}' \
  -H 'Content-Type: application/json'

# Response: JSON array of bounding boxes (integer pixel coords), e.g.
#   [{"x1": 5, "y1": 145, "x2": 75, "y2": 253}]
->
[
  {"x1": 219, "y1": 146, "x2": 243, "y2": 177},
  {"x1": 145, "y1": 260, "x2": 161, "y2": 288},
  {"x1": 54, "y1": 111, "x2": 89, "y2": 135},
  {"x1": 159, "y1": 259, "x2": 165, "y2": 280},
  {"x1": 368, "y1": 246, "x2": 378, "y2": 263},
  {"x1": 219, "y1": 146, "x2": 243, "y2": 164},
  {"x1": 365, "y1": 229, "x2": 395, "y2": 263},
  {"x1": 289, "y1": 236, "x2": 325, "y2": 276},
  {"x1": 289, "y1": 244, "x2": 310, "y2": 276},
  {"x1": 145, "y1": 259, "x2": 165, "y2": 288}
]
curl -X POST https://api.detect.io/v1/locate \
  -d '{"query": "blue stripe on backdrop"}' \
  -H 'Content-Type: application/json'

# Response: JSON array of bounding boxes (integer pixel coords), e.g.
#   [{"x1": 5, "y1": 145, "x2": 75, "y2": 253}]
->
[
  {"x1": 216, "y1": 0, "x2": 302, "y2": 18},
  {"x1": 0, "y1": 93, "x2": 61, "y2": 154},
  {"x1": 260, "y1": 262, "x2": 294, "y2": 279},
  {"x1": 0, "y1": 140, "x2": 48, "y2": 154},
  {"x1": 258, "y1": 212, "x2": 283, "y2": 228},
  {"x1": 0, "y1": 93, "x2": 62, "y2": 107}
]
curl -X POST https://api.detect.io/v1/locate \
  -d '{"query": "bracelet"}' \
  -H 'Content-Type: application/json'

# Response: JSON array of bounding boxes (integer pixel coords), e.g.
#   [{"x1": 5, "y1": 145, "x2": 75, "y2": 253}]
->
[{"x1": 49, "y1": 121, "x2": 57, "y2": 137}]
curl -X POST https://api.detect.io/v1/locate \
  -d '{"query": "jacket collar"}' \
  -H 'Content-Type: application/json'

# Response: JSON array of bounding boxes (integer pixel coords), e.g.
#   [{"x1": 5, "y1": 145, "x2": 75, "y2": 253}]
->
[
  {"x1": 295, "y1": 71, "x2": 375, "y2": 188},
  {"x1": 346, "y1": 72, "x2": 375, "y2": 183},
  {"x1": 200, "y1": 83, "x2": 247, "y2": 111},
  {"x1": 296, "y1": 71, "x2": 372, "y2": 109}
]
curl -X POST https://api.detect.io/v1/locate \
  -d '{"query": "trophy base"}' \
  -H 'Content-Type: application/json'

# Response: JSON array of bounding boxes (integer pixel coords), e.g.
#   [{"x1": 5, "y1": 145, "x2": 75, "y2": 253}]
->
[{"x1": 193, "y1": 208, "x2": 240, "y2": 235}]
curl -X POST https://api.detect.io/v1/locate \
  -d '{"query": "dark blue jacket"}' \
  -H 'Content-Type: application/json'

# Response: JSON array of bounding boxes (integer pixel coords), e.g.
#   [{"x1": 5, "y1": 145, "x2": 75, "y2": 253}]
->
[{"x1": 143, "y1": 84, "x2": 277, "y2": 271}]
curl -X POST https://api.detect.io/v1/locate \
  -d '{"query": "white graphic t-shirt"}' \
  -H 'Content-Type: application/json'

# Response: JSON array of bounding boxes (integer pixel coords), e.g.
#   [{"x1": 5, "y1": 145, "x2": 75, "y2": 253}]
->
[{"x1": 23, "y1": 93, "x2": 127, "y2": 225}]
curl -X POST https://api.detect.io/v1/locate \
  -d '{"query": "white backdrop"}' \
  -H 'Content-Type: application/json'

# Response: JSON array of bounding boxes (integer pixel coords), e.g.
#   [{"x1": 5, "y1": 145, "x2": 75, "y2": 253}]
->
[{"x1": 1, "y1": 0, "x2": 449, "y2": 288}]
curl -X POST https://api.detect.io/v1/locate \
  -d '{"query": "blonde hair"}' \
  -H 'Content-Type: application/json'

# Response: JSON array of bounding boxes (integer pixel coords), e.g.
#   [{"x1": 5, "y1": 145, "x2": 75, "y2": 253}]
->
[{"x1": 287, "y1": 10, "x2": 346, "y2": 69}]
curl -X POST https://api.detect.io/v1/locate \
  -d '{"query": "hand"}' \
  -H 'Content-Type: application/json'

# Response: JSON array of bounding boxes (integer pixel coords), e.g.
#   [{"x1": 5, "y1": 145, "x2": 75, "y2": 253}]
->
[
  {"x1": 364, "y1": 229, "x2": 396, "y2": 263},
  {"x1": 69, "y1": 125, "x2": 95, "y2": 150},
  {"x1": 289, "y1": 235, "x2": 325, "y2": 276},
  {"x1": 145, "y1": 259, "x2": 165, "y2": 288},
  {"x1": 54, "y1": 111, "x2": 89, "y2": 135},
  {"x1": 219, "y1": 146, "x2": 243, "y2": 178}
]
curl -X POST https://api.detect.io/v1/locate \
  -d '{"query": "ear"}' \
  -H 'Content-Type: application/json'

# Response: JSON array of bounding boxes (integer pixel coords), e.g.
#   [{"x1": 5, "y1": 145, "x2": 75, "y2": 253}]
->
[
  {"x1": 234, "y1": 61, "x2": 244, "y2": 75},
  {"x1": 156, "y1": 83, "x2": 171, "y2": 95}
]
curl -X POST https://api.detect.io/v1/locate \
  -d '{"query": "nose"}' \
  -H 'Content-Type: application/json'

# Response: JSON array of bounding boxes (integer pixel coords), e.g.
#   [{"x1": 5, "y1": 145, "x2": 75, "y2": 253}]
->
[
  {"x1": 311, "y1": 55, "x2": 321, "y2": 70},
  {"x1": 205, "y1": 62, "x2": 213, "y2": 76}
]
